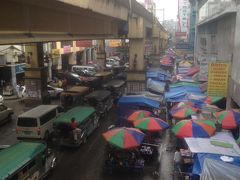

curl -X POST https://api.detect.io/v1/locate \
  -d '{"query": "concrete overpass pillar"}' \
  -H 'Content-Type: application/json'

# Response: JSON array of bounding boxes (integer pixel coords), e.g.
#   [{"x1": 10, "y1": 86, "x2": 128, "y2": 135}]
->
[
  {"x1": 96, "y1": 40, "x2": 106, "y2": 68},
  {"x1": 126, "y1": 16, "x2": 147, "y2": 91},
  {"x1": 24, "y1": 43, "x2": 48, "y2": 107},
  {"x1": 129, "y1": 38, "x2": 145, "y2": 71}
]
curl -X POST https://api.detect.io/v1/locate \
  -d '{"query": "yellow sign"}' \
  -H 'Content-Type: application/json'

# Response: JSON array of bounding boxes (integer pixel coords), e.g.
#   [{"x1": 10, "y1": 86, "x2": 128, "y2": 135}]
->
[
  {"x1": 207, "y1": 62, "x2": 229, "y2": 97},
  {"x1": 109, "y1": 40, "x2": 121, "y2": 48},
  {"x1": 51, "y1": 49, "x2": 60, "y2": 58}
]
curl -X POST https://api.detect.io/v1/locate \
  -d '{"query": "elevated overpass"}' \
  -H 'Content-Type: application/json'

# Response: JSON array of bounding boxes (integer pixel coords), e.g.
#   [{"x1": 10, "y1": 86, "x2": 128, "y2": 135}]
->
[
  {"x1": 0, "y1": 0, "x2": 153, "y2": 44},
  {"x1": 0, "y1": 0, "x2": 168, "y2": 104}
]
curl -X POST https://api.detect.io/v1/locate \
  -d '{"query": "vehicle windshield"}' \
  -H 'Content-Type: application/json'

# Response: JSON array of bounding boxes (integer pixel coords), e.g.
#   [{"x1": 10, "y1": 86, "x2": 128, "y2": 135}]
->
[{"x1": 17, "y1": 117, "x2": 38, "y2": 127}]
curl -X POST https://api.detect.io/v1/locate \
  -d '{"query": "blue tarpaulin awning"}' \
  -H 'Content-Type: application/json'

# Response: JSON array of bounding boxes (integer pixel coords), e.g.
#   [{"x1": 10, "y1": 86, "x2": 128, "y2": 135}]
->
[{"x1": 192, "y1": 153, "x2": 240, "y2": 175}]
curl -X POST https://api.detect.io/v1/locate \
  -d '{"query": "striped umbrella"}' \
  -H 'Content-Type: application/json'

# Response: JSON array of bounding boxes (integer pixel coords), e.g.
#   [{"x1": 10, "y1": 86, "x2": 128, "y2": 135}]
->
[
  {"x1": 171, "y1": 107, "x2": 198, "y2": 119},
  {"x1": 204, "y1": 96, "x2": 224, "y2": 104},
  {"x1": 102, "y1": 127, "x2": 145, "y2": 149},
  {"x1": 214, "y1": 110, "x2": 240, "y2": 130},
  {"x1": 128, "y1": 110, "x2": 152, "y2": 122},
  {"x1": 133, "y1": 117, "x2": 169, "y2": 132},
  {"x1": 171, "y1": 102, "x2": 194, "y2": 111},
  {"x1": 172, "y1": 119, "x2": 216, "y2": 138}
]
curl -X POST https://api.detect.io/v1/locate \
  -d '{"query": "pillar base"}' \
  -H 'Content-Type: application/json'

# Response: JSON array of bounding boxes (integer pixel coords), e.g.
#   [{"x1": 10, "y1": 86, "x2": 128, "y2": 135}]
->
[{"x1": 24, "y1": 67, "x2": 49, "y2": 107}]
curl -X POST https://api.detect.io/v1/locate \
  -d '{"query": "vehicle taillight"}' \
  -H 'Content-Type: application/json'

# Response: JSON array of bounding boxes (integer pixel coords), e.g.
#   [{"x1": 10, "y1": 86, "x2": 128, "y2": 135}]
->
[{"x1": 37, "y1": 128, "x2": 41, "y2": 135}]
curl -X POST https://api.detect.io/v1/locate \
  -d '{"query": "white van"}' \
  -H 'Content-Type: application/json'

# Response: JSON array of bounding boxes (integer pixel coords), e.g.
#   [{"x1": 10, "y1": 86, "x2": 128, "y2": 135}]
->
[{"x1": 16, "y1": 105, "x2": 61, "y2": 140}]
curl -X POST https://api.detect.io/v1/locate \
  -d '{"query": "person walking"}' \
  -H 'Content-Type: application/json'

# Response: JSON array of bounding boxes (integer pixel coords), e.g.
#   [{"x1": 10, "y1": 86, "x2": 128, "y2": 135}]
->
[{"x1": 173, "y1": 147, "x2": 182, "y2": 173}]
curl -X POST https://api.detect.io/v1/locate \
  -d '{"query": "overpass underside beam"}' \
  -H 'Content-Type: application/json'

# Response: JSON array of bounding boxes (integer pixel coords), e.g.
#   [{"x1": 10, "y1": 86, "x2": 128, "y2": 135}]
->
[{"x1": 0, "y1": 0, "x2": 124, "y2": 44}]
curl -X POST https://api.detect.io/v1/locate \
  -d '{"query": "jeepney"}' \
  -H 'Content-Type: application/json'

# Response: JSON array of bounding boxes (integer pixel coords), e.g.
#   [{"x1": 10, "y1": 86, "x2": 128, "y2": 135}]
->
[
  {"x1": 103, "y1": 79, "x2": 125, "y2": 100},
  {"x1": 53, "y1": 106, "x2": 99, "y2": 147},
  {"x1": 60, "y1": 86, "x2": 90, "y2": 110},
  {"x1": 0, "y1": 141, "x2": 56, "y2": 180},
  {"x1": 84, "y1": 90, "x2": 113, "y2": 116}
]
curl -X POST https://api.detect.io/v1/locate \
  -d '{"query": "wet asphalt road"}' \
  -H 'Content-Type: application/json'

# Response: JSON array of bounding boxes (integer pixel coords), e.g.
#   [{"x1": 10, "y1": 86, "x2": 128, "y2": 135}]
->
[{"x1": 0, "y1": 98, "x2": 175, "y2": 180}]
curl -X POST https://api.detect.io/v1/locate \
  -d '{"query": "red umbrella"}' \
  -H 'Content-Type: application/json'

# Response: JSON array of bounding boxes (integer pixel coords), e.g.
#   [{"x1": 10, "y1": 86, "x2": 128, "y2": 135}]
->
[
  {"x1": 128, "y1": 110, "x2": 152, "y2": 122},
  {"x1": 172, "y1": 119, "x2": 216, "y2": 138},
  {"x1": 133, "y1": 117, "x2": 169, "y2": 132},
  {"x1": 171, "y1": 102, "x2": 194, "y2": 111},
  {"x1": 214, "y1": 110, "x2": 240, "y2": 129},
  {"x1": 171, "y1": 106, "x2": 198, "y2": 119},
  {"x1": 102, "y1": 127, "x2": 145, "y2": 149}
]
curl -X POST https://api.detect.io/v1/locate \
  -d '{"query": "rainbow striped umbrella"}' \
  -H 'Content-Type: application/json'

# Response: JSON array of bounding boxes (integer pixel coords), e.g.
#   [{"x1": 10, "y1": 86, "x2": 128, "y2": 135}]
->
[
  {"x1": 102, "y1": 127, "x2": 145, "y2": 149},
  {"x1": 171, "y1": 102, "x2": 194, "y2": 112},
  {"x1": 204, "y1": 96, "x2": 224, "y2": 104},
  {"x1": 171, "y1": 107, "x2": 198, "y2": 119},
  {"x1": 214, "y1": 110, "x2": 240, "y2": 130},
  {"x1": 128, "y1": 110, "x2": 152, "y2": 122},
  {"x1": 172, "y1": 119, "x2": 216, "y2": 138},
  {"x1": 133, "y1": 117, "x2": 169, "y2": 132}
]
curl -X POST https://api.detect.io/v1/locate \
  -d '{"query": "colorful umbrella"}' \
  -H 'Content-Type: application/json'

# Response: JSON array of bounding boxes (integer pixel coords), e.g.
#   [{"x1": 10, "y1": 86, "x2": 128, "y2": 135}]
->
[
  {"x1": 204, "y1": 96, "x2": 224, "y2": 104},
  {"x1": 171, "y1": 102, "x2": 194, "y2": 111},
  {"x1": 102, "y1": 127, "x2": 145, "y2": 149},
  {"x1": 128, "y1": 110, "x2": 152, "y2": 122},
  {"x1": 214, "y1": 110, "x2": 240, "y2": 129},
  {"x1": 133, "y1": 117, "x2": 169, "y2": 132},
  {"x1": 172, "y1": 119, "x2": 216, "y2": 138},
  {"x1": 236, "y1": 136, "x2": 240, "y2": 146},
  {"x1": 171, "y1": 107, "x2": 198, "y2": 119}
]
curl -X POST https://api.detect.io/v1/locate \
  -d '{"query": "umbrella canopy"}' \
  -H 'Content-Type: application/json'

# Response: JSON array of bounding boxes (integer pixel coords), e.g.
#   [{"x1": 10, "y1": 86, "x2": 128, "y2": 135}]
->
[
  {"x1": 171, "y1": 102, "x2": 194, "y2": 111},
  {"x1": 236, "y1": 136, "x2": 240, "y2": 146},
  {"x1": 172, "y1": 119, "x2": 216, "y2": 138},
  {"x1": 128, "y1": 110, "x2": 152, "y2": 122},
  {"x1": 214, "y1": 110, "x2": 240, "y2": 130},
  {"x1": 133, "y1": 117, "x2": 169, "y2": 132},
  {"x1": 204, "y1": 96, "x2": 224, "y2": 104},
  {"x1": 102, "y1": 127, "x2": 145, "y2": 149},
  {"x1": 171, "y1": 106, "x2": 198, "y2": 119}
]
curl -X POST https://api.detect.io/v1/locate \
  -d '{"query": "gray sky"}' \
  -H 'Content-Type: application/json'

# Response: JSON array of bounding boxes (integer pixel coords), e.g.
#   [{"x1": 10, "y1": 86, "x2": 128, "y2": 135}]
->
[{"x1": 137, "y1": 0, "x2": 178, "y2": 21}]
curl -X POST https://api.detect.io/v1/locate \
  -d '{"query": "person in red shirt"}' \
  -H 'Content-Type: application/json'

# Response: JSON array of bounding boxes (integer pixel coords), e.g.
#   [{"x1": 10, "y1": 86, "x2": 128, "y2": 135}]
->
[
  {"x1": 70, "y1": 118, "x2": 81, "y2": 143},
  {"x1": 70, "y1": 118, "x2": 77, "y2": 130}
]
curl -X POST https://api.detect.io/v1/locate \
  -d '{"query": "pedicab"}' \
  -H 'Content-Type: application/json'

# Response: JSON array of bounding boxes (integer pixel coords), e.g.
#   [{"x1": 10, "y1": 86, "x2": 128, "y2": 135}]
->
[
  {"x1": 60, "y1": 86, "x2": 90, "y2": 110},
  {"x1": 133, "y1": 117, "x2": 169, "y2": 162},
  {"x1": 84, "y1": 90, "x2": 113, "y2": 117},
  {"x1": 53, "y1": 106, "x2": 99, "y2": 147},
  {"x1": 102, "y1": 127, "x2": 145, "y2": 175},
  {"x1": 103, "y1": 79, "x2": 126, "y2": 100}
]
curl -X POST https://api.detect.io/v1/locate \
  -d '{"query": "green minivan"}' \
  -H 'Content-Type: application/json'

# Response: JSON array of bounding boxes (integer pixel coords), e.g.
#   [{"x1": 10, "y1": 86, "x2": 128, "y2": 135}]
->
[
  {"x1": 0, "y1": 141, "x2": 56, "y2": 180},
  {"x1": 53, "y1": 106, "x2": 99, "y2": 147}
]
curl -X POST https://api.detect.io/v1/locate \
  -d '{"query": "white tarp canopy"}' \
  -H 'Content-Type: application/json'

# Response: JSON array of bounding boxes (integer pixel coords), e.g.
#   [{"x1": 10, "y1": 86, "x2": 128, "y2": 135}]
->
[
  {"x1": 200, "y1": 158, "x2": 240, "y2": 180},
  {"x1": 185, "y1": 132, "x2": 240, "y2": 157}
]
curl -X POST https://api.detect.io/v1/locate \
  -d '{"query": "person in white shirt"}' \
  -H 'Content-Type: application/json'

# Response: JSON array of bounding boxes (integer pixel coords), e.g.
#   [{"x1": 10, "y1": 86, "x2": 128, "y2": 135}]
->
[{"x1": 173, "y1": 147, "x2": 182, "y2": 172}]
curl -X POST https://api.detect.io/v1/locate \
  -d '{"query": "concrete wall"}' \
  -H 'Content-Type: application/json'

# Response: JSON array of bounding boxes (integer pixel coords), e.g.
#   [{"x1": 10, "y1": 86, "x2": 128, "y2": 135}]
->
[
  {"x1": 196, "y1": 14, "x2": 235, "y2": 62},
  {"x1": 230, "y1": 5, "x2": 240, "y2": 105}
]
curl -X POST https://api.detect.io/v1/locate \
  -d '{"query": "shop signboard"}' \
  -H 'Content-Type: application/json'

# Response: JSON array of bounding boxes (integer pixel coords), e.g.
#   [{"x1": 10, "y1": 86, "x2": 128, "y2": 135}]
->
[
  {"x1": 63, "y1": 46, "x2": 71, "y2": 54},
  {"x1": 76, "y1": 40, "x2": 92, "y2": 48},
  {"x1": 175, "y1": 42, "x2": 190, "y2": 49},
  {"x1": 207, "y1": 62, "x2": 229, "y2": 97},
  {"x1": 15, "y1": 63, "x2": 26, "y2": 74}
]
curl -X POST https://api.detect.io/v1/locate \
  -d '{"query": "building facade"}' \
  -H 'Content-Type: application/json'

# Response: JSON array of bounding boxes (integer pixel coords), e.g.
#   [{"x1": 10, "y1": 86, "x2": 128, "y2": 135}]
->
[
  {"x1": 176, "y1": 0, "x2": 191, "y2": 42},
  {"x1": 194, "y1": 0, "x2": 240, "y2": 107}
]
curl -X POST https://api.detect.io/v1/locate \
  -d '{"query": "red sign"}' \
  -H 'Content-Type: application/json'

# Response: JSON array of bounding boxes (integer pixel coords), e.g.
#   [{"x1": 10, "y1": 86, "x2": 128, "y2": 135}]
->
[
  {"x1": 175, "y1": 32, "x2": 187, "y2": 37},
  {"x1": 76, "y1": 40, "x2": 92, "y2": 48},
  {"x1": 63, "y1": 46, "x2": 71, "y2": 53}
]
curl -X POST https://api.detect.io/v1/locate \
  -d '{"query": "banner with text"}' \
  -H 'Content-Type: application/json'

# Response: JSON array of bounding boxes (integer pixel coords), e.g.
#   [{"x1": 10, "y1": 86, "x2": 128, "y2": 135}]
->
[{"x1": 207, "y1": 62, "x2": 229, "y2": 97}]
